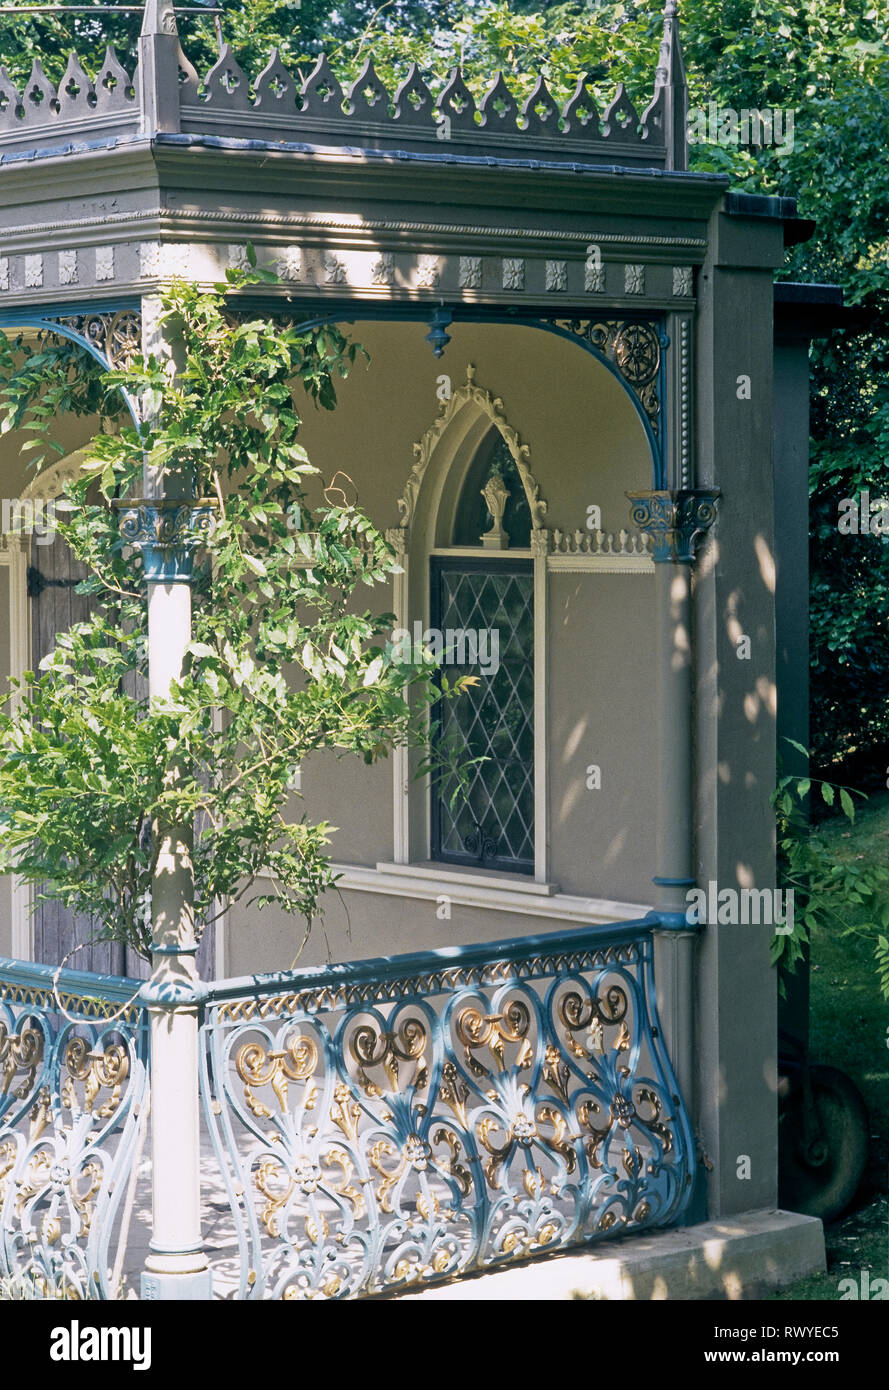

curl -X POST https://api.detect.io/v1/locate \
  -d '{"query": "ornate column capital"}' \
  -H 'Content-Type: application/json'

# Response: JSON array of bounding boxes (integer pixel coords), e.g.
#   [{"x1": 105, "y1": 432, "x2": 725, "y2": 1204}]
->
[
  {"x1": 625, "y1": 488, "x2": 720, "y2": 563},
  {"x1": 113, "y1": 498, "x2": 216, "y2": 583}
]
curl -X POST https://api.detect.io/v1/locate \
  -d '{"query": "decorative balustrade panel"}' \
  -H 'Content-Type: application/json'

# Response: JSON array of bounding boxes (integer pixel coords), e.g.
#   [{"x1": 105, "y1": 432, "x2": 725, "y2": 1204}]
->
[
  {"x1": 0, "y1": 960, "x2": 148, "y2": 1300},
  {"x1": 201, "y1": 923, "x2": 694, "y2": 1299}
]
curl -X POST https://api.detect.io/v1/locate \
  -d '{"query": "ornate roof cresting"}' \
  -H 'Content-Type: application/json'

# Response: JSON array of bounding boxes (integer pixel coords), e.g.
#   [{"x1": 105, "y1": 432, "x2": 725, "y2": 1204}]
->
[{"x1": 0, "y1": 2, "x2": 688, "y2": 170}]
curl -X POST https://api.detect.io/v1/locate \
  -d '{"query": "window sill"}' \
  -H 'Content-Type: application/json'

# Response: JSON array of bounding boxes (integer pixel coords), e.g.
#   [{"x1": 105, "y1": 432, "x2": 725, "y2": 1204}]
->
[{"x1": 325, "y1": 861, "x2": 652, "y2": 925}]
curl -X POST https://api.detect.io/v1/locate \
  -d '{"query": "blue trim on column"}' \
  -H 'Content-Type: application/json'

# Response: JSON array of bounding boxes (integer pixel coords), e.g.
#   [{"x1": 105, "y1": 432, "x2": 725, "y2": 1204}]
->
[{"x1": 645, "y1": 909, "x2": 701, "y2": 931}]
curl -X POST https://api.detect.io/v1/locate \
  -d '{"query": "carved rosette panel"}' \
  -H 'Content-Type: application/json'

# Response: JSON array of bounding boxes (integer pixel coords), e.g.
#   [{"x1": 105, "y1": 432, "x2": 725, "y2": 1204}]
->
[
  {"x1": 0, "y1": 986, "x2": 148, "y2": 1300},
  {"x1": 49, "y1": 309, "x2": 142, "y2": 371},
  {"x1": 201, "y1": 931, "x2": 693, "y2": 1300},
  {"x1": 553, "y1": 318, "x2": 662, "y2": 439}
]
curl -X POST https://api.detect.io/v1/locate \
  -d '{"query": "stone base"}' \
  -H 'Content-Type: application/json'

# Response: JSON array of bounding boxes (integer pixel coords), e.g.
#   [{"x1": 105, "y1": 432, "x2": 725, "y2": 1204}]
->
[
  {"x1": 141, "y1": 1269, "x2": 214, "y2": 1301},
  {"x1": 389, "y1": 1209, "x2": 825, "y2": 1301}
]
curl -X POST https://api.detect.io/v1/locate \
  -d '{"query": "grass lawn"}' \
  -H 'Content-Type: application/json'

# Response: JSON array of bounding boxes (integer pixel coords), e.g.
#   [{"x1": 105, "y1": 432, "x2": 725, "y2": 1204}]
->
[{"x1": 764, "y1": 787, "x2": 889, "y2": 1300}]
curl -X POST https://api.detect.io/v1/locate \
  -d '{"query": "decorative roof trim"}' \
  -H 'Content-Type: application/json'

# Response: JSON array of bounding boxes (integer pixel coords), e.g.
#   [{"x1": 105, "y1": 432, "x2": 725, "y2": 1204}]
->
[{"x1": 0, "y1": 3, "x2": 688, "y2": 171}]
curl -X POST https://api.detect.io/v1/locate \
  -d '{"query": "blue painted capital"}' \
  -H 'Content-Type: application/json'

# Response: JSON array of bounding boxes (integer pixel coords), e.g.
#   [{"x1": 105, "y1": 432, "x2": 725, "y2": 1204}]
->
[
  {"x1": 626, "y1": 488, "x2": 720, "y2": 563},
  {"x1": 113, "y1": 498, "x2": 216, "y2": 583}
]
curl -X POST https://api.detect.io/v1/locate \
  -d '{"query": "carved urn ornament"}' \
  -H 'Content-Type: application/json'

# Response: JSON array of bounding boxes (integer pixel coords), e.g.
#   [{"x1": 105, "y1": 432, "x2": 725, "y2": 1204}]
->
[{"x1": 480, "y1": 467, "x2": 510, "y2": 549}]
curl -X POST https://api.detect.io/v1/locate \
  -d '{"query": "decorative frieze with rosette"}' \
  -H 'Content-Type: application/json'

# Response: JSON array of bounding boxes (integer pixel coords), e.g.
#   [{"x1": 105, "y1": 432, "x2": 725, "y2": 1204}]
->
[
  {"x1": 554, "y1": 318, "x2": 664, "y2": 441},
  {"x1": 49, "y1": 309, "x2": 142, "y2": 372}
]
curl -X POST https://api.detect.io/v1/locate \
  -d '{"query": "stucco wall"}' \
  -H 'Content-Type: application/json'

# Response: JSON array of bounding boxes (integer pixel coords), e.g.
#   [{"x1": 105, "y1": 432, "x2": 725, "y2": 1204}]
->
[
  {"x1": 224, "y1": 320, "x2": 656, "y2": 973},
  {"x1": 0, "y1": 321, "x2": 658, "y2": 975}
]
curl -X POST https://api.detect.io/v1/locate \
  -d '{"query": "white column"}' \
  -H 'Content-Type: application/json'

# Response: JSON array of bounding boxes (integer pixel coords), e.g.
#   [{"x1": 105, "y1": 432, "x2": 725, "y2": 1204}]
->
[
  {"x1": 141, "y1": 578, "x2": 211, "y2": 1298},
  {"x1": 115, "y1": 499, "x2": 214, "y2": 1302}
]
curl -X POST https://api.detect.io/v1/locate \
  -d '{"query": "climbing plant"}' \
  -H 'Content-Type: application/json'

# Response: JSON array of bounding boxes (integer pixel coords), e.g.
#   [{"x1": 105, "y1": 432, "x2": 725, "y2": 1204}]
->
[
  {"x1": 772, "y1": 744, "x2": 889, "y2": 999},
  {"x1": 0, "y1": 259, "x2": 468, "y2": 960}
]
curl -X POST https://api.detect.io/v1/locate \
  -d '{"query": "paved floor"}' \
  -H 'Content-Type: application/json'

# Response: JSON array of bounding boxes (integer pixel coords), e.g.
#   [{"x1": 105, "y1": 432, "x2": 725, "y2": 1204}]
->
[{"x1": 123, "y1": 1127, "x2": 243, "y2": 1299}]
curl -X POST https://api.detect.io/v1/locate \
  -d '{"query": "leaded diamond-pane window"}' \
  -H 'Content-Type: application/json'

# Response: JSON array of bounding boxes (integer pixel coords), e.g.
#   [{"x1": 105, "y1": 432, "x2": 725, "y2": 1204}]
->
[{"x1": 430, "y1": 556, "x2": 534, "y2": 873}]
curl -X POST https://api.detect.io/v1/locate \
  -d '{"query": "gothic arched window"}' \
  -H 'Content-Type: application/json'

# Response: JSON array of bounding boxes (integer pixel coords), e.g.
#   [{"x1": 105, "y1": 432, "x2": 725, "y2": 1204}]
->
[{"x1": 429, "y1": 428, "x2": 535, "y2": 873}]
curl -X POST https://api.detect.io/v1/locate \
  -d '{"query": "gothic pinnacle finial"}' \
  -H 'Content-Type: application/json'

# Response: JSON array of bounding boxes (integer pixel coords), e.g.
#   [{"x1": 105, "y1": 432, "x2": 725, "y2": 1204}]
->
[
  {"x1": 650, "y1": 0, "x2": 687, "y2": 170},
  {"x1": 140, "y1": 0, "x2": 178, "y2": 39},
  {"x1": 656, "y1": 0, "x2": 685, "y2": 88}
]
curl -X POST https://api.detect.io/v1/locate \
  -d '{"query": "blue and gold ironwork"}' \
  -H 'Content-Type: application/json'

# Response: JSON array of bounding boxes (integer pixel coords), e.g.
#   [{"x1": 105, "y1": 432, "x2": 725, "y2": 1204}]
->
[
  {"x1": 48, "y1": 310, "x2": 143, "y2": 374},
  {"x1": 0, "y1": 959, "x2": 148, "y2": 1299},
  {"x1": 113, "y1": 498, "x2": 217, "y2": 584},
  {"x1": 626, "y1": 488, "x2": 720, "y2": 563},
  {"x1": 201, "y1": 920, "x2": 694, "y2": 1299}
]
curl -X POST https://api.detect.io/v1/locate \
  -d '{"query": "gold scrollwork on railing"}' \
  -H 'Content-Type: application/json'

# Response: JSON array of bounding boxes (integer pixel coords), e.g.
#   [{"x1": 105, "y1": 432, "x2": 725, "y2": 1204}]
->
[
  {"x1": 438, "y1": 1060, "x2": 470, "y2": 1129},
  {"x1": 14, "y1": 1148, "x2": 103, "y2": 1239},
  {"x1": 635, "y1": 1085, "x2": 673, "y2": 1153},
  {"x1": 348, "y1": 1016, "x2": 428, "y2": 1096},
  {"x1": 62, "y1": 1037, "x2": 128, "y2": 1120},
  {"x1": 578, "y1": 1096, "x2": 613, "y2": 1168},
  {"x1": 558, "y1": 982, "x2": 629, "y2": 1062},
  {"x1": 322, "y1": 1147, "x2": 366, "y2": 1222},
  {"x1": 455, "y1": 1000, "x2": 533, "y2": 1079},
  {"x1": 330, "y1": 1081, "x2": 361, "y2": 1145},
  {"x1": 236, "y1": 1033, "x2": 319, "y2": 1119},
  {"x1": 368, "y1": 1130, "x2": 438, "y2": 1215},
  {"x1": 29, "y1": 1086, "x2": 52, "y2": 1144},
  {"x1": 431, "y1": 1126, "x2": 473, "y2": 1198},
  {"x1": 535, "y1": 1103, "x2": 577, "y2": 1175},
  {"x1": 255, "y1": 1142, "x2": 369, "y2": 1239},
  {"x1": 0, "y1": 1021, "x2": 44, "y2": 1100},
  {"x1": 255, "y1": 1157, "x2": 294, "y2": 1238}
]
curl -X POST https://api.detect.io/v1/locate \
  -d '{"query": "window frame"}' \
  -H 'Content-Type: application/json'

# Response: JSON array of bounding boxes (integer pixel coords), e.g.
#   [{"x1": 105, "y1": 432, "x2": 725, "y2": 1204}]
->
[{"x1": 428, "y1": 552, "x2": 536, "y2": 876}]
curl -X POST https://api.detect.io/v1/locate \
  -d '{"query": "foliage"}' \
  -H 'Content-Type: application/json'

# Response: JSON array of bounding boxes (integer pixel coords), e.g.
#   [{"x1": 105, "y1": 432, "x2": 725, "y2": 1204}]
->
[
  {"x1": 0, "y1": 0, "x2": 453, "y2": 86},
  {"x1": 0, "y1": 262, "x2": 469, "y2": 959},
  {"x1": 772, "y1": 742, "x2": 889, "y2": 1000}
]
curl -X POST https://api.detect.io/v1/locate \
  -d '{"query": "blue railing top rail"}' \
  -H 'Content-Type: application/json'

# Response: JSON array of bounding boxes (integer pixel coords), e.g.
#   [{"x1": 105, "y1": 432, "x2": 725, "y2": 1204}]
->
[
  {"x1": 1, "y1": 914, "x2": 657, "y2": 1019},
  {"x1": 204, "y1": 915, "x2": 653, "y2": 1013},
  {"x1": 0, "y1": 953, "x2": 143, "y2": 1021}
]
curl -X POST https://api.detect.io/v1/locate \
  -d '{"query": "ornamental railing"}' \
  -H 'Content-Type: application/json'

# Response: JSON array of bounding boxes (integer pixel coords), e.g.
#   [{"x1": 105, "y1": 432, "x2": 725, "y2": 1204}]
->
[
  {"x1": 0, "y1": 958, "x2": 148, "y2": 1300},
  {"x1": 199, "y1": 918, "x2": 694, "y2": 1300},
  {"x1": 0, "y1": 3, "x2": 688, "y2": 171}
]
